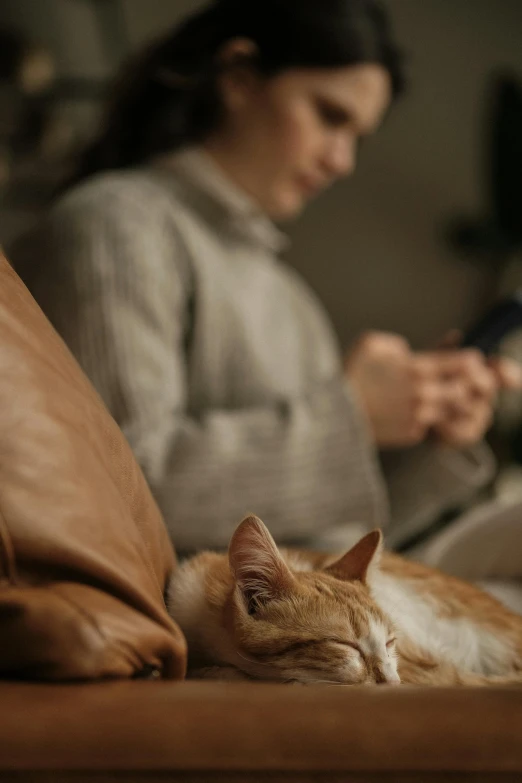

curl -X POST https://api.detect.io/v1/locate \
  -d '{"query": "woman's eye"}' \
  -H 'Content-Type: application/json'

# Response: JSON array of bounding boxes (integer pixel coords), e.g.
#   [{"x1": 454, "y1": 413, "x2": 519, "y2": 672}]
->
[{"x1": 317, "y1": 102, "x2": 348, "y2": 128}]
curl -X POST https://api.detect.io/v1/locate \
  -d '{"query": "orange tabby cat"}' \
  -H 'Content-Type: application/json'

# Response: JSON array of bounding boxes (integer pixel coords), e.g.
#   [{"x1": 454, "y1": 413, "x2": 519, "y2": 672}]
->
[{"x1": 168, "y1": 515, "x2": 522, "y2": 686}]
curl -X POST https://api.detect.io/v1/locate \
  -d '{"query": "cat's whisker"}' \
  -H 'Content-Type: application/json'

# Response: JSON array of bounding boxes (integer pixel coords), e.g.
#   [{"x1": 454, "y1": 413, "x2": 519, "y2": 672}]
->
[
  {"x1": 301, "y1": 678, "x2": 350, "y2": 686},
  {"x1": 236, "y1": 650, "x2": 273, "y2": 667}
]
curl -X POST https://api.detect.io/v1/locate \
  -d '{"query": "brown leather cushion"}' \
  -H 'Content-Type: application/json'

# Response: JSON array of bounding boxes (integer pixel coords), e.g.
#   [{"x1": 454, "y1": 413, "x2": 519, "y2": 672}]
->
[{"x1": 0, "y1": 254, "x2": 186, "y2": 680}]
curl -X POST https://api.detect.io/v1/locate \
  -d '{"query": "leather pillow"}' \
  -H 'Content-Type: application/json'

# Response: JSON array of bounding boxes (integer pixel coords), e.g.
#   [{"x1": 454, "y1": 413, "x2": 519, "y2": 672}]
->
[{"x1": 0, "y1": 254, "x2": 186, "y2": 679}]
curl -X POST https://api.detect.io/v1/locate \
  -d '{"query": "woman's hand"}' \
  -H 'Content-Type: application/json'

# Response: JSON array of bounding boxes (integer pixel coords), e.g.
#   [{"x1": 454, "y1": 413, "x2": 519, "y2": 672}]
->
[
  {"x1": 425, "y1": 349, "x2": 496, "y2": 447},
  {"x1": 345, "y1": 332, "x2": 522, "y2": 449},
  {"x1": 345, "y1": 332, "x2": 450, "y2": 447},
  {"x1": 430, "y1": 350, "x2": 522, "y2": 447}
]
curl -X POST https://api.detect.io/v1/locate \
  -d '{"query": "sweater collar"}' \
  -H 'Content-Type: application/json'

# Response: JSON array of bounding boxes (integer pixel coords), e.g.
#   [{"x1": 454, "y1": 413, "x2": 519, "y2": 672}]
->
[{"x1": 156, "y1": 147, "x2": 288, "y2": 254}]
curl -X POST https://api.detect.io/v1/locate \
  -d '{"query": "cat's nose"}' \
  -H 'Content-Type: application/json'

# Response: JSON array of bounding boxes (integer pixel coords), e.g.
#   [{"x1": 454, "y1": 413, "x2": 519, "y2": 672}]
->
[
  {"x1": 386, "y1": 673, "x2": 401, "y2": 685},
  {"x1": 374, "y1": 668, "x2": 401, "y2": 685}
]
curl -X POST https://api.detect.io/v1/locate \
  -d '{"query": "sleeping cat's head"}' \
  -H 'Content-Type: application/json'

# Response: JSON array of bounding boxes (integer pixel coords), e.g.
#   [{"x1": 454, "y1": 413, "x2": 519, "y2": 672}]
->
[{"x1": 225, "y1": 515, "x2": 400, "y2": 685}]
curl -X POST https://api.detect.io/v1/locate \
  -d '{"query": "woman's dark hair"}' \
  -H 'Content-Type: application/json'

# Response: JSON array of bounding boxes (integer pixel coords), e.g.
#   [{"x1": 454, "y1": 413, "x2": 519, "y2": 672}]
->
[{"x1": 72, "y1": 0, "x2": 404, "y2": 184}]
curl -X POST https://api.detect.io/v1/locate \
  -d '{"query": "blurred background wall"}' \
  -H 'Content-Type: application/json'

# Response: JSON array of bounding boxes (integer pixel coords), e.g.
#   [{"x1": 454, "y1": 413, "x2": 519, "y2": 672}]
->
[{"x1": 1, "y1": 0, "x2": 522, "y2": 348}]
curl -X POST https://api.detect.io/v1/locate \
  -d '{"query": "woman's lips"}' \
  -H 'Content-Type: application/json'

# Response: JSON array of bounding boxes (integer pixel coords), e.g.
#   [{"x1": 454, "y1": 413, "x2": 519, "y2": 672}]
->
[{"x1": 298, "y1": 176, "x2": 324, "y2": 196}]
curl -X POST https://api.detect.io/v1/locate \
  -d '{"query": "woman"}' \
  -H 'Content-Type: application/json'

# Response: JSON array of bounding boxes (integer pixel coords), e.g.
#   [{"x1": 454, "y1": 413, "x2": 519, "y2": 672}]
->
[{"x1": 10, "y1": 0, "x2": 517, "y2": 553}]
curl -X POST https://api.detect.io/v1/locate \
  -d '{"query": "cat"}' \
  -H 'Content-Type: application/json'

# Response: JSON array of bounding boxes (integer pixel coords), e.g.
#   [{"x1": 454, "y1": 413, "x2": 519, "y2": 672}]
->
[{"x1": 168, "y1": 514, "x2": 522, "y2": 686}]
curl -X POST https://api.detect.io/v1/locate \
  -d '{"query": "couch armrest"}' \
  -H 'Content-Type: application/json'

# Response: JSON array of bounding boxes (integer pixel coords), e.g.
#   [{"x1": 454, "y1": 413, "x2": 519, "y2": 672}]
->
[{"x1": 0, "y1": 681, "x2": 520, "y2": 781}]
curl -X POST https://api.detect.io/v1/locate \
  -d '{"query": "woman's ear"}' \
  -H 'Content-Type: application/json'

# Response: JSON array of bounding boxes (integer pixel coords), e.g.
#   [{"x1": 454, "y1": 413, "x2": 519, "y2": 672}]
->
[
  {"x1": 217, "y1": 37, "x2": 259, "y2": 68},
  {"x1": 215, "y1": 38, "x2": 260, "y2": 111}
]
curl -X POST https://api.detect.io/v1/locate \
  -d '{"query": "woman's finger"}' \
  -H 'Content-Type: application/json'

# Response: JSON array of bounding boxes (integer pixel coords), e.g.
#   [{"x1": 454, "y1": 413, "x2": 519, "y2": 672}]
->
[{"x1": 487, "y1": 356, "x2": 522, "y2": 390}]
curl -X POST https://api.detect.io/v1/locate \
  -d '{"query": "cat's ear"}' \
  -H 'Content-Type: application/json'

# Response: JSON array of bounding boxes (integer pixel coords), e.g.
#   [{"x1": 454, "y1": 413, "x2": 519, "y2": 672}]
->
[
  {"x1": 228, "y1": 515, "x2": 294, "y2": 615},
  {"x1": 324, "y1": 530, "x2": 383, "y2": 585}
]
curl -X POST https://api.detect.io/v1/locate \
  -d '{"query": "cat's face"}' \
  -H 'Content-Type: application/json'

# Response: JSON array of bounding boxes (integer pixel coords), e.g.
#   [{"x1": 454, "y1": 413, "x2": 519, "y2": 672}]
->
[{"x1": 226, "y1": 517, "x2": 400, "y2": 686}]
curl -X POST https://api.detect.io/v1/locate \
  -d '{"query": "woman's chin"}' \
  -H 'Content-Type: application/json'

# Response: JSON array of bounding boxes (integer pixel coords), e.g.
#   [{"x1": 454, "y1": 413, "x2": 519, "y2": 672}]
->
[{"x1": 267, "y1": 192, "x2": 307, "y2": 222}]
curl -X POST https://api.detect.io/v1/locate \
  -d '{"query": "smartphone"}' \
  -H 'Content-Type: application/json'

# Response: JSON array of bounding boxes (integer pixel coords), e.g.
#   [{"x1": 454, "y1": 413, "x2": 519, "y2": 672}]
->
[{"x1": 461, "y1": 289, "x2": 522, "y2": 355}]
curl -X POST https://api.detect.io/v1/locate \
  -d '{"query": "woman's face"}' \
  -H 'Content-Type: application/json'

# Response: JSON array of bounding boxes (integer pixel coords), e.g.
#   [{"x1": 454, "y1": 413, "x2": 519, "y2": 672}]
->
[{"x1": 207, "y1": 63, "x2": 392, "y2": 220}]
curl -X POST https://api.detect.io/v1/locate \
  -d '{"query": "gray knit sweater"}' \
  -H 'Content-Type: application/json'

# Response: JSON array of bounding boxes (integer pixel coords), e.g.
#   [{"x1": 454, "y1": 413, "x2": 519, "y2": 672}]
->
[{"x1": 10, "y1": 149, "x2": 495, "y2": 552}]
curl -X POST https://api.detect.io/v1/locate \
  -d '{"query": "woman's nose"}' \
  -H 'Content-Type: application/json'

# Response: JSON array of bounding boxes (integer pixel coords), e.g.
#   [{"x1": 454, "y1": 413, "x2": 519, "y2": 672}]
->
[{"x1": 324, "y1": 135, "x2": 356, "y2": 179}]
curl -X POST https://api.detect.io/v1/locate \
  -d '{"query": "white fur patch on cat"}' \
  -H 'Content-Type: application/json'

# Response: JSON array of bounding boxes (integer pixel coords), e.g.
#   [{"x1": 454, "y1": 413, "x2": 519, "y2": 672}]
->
[{"x1": 371, "y1": 571, "x2": 514, "y2": 675}]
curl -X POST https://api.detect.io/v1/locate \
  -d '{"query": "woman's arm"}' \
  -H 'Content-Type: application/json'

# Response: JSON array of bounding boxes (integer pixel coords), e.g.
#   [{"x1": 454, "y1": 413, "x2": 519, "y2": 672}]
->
[{"x1": 381, "y1": 441, "x2": 495, "y2": 549}]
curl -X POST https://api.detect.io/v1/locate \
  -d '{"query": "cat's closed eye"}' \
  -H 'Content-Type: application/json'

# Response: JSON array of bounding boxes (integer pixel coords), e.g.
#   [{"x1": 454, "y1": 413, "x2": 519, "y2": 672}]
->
[
  {"x1": 343, "y1": 641, "x2": 363, "y2": 654},
  {"x1": 324, "y1": 640, "x2": 364, "y2": 658},
  {"x1": 336, "y1": 638, "x2": 397, "y2": 664}
]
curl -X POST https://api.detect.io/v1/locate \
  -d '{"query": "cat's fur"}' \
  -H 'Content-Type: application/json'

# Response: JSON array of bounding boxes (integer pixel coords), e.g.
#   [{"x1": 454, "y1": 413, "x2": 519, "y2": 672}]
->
[{"x1": 168, "y1": 515, "x2": 522, "y2": 686}]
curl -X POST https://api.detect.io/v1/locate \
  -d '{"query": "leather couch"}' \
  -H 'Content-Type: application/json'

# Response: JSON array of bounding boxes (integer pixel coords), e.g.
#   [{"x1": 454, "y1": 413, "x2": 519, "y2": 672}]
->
[{"x1": 0, "y1": 253, "x2": 521, "y2": 782}]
